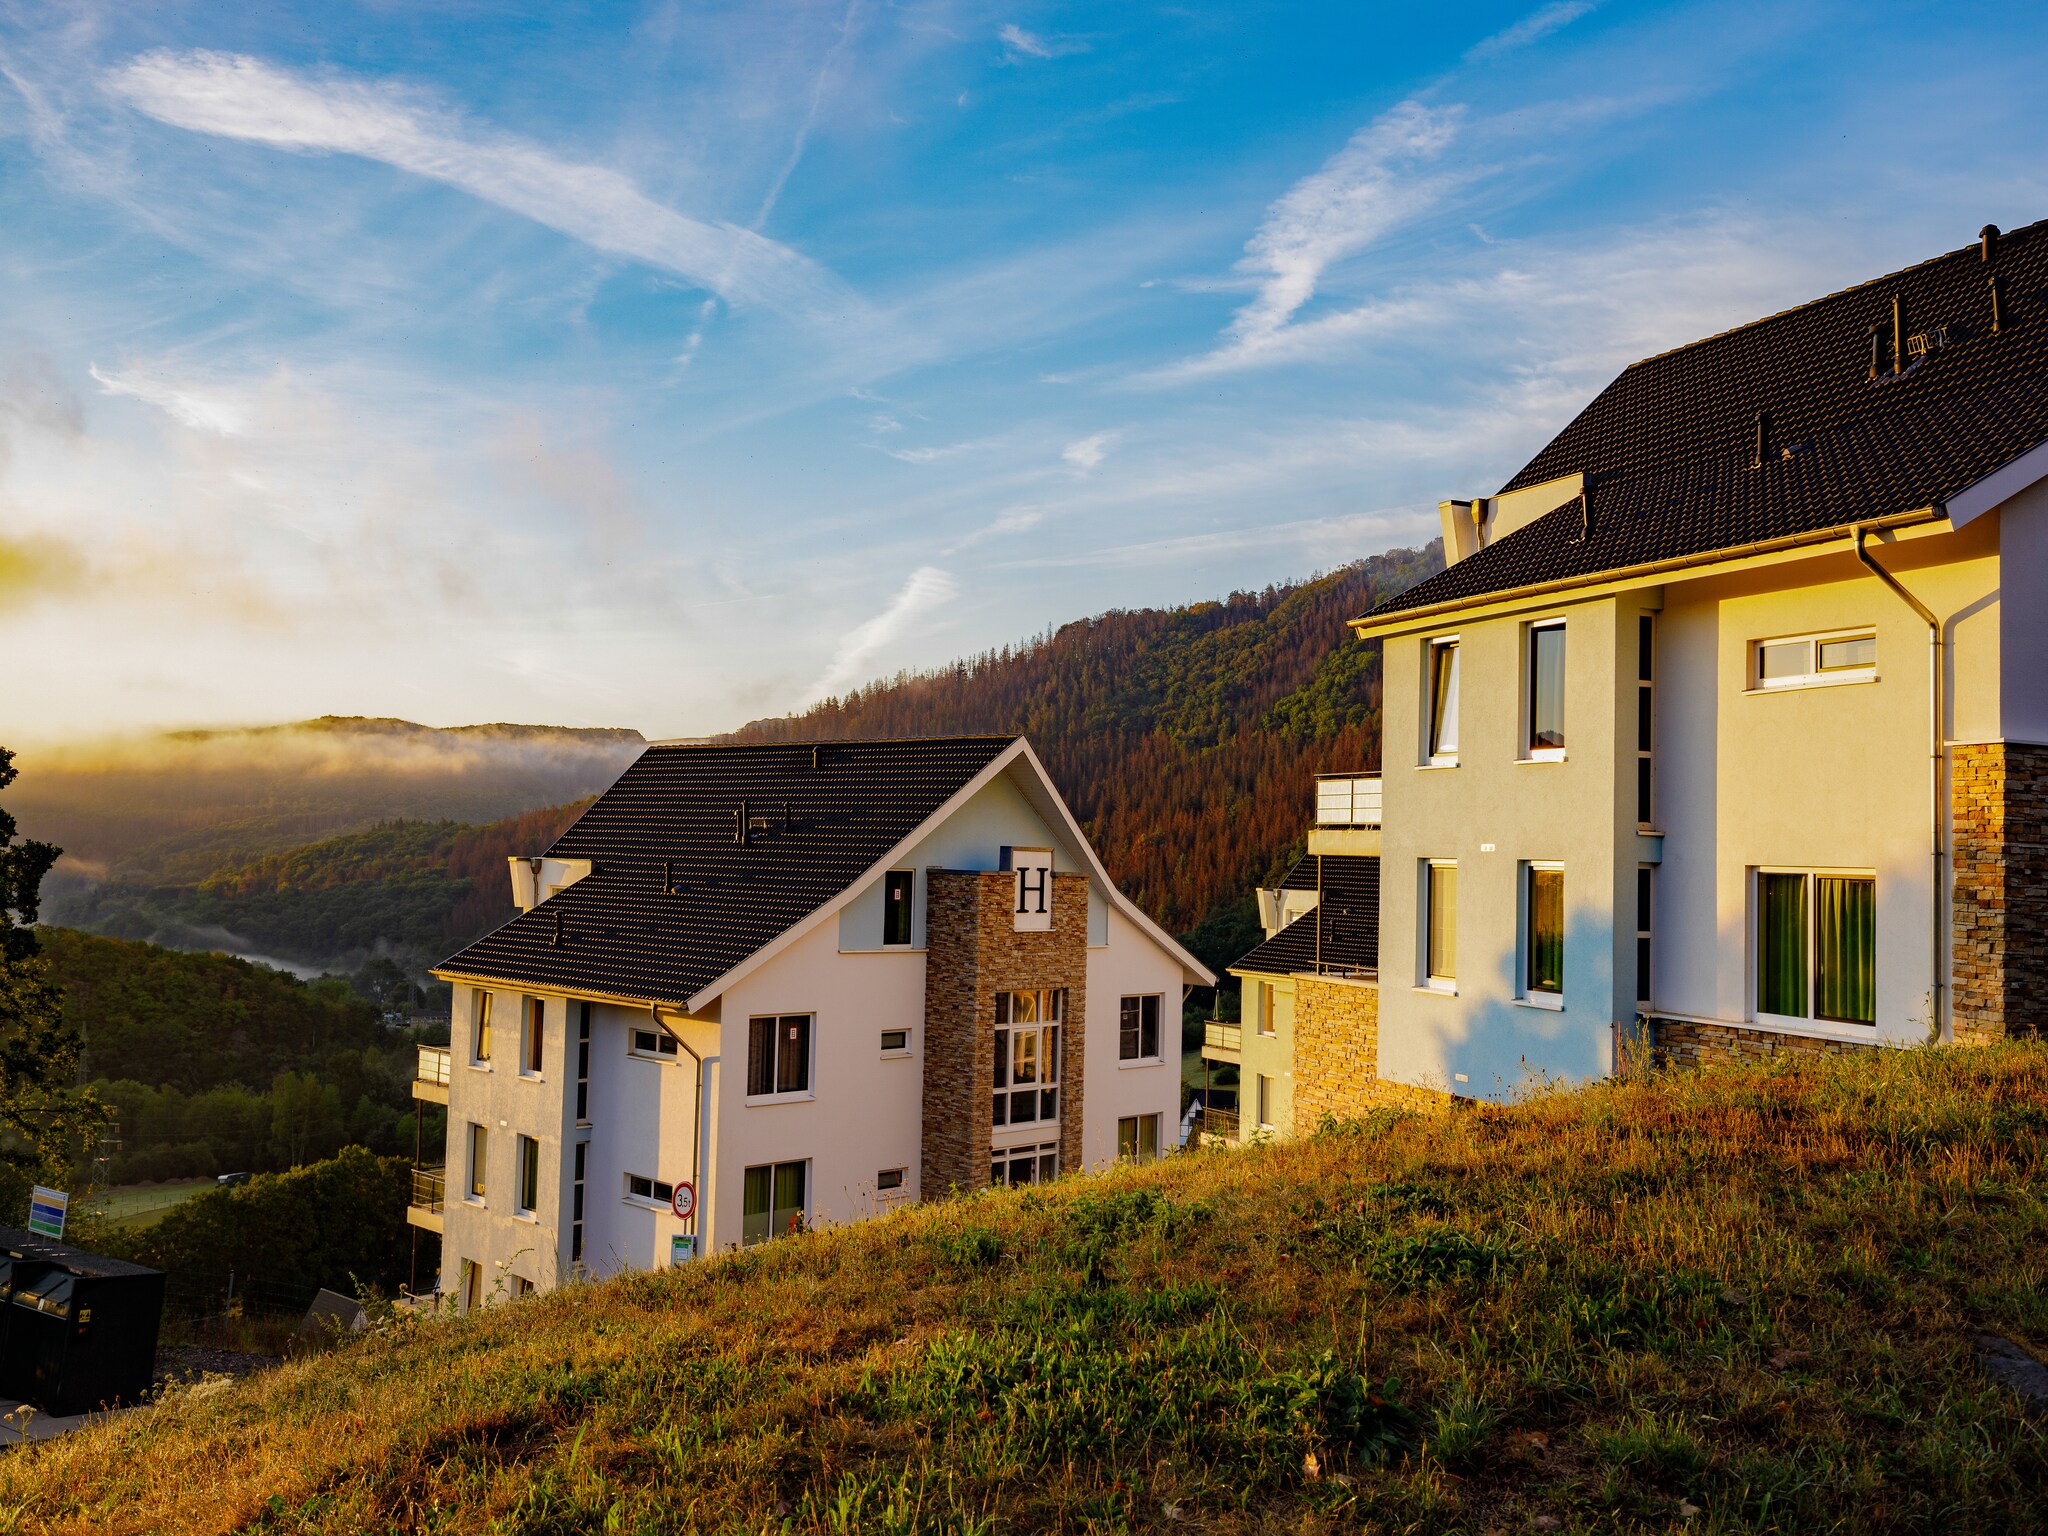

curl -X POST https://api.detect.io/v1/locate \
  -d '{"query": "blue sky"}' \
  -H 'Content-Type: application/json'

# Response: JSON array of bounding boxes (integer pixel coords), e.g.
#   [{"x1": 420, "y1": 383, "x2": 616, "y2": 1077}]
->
[{"x1": 3, "y1": 0, "x2": 2046, "y2": 743}]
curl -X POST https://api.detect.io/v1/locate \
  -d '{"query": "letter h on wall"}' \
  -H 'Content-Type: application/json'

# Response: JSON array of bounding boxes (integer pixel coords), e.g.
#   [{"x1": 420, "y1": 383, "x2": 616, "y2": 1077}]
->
[{"x1": 1002, "y1": 846, "x2": 1054, "y2": 933}]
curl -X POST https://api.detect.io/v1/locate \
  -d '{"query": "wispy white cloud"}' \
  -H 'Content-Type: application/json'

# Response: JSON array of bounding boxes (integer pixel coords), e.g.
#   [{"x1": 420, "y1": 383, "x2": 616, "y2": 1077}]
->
[
  {"x1": 802, "y1": 564, "x2": 957, "y2": 703},
  {"x1": 1152, "y1": 100, "x2": 1466, "y2": 381},
  {"x1": 999, "y1": 24, "x2": 1089, "y2": 61},
  {"x1": 1468, "y1": 1, "x2": 1597, "y2": 62},
  {"x1": 104, "y1": 50, "x2": 859, "y2": 321},
  {"x1": 879, "y1": 440, "x2": 983, "y2": 463},
  {"x1": 1061, "y1": 431, "x2": 1116, "y2": 471},
  {"x1": 89, "y1": 363, "x2": 250, "y2": 435}
]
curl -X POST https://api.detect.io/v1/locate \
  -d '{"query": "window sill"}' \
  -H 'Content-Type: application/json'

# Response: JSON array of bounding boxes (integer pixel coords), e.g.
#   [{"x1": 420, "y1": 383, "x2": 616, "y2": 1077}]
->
[
  {"x1": 1117, "y1": 1057, "x2": 1164, "y2": 1070},
  {"x1": 512, "y1": 1210, "x2": 539, "y2": 1224},
  {"x1": 1416, "y1": 759, "x2": 1458, "y2": 771},
  {"x1": 744, "y1": 1091, "x2": 817, "y2": 1108},
  {"x1": 1745, "y1": 672, "x2": 1879, "y2": 695},
  {"x1": 1754, "y1": 1011, "x2": 1875, "y2": 1032},
  {"x1": 518, "y1": 1070, "x2": 542, "y2": 1082},
  {"x1": 1415, "y1": 982, "x2": 1457, "y2": 997},
  {"x1": 622, "y1": 1196, "x2": 671, "y2": 1213},
  {"x1": 1514, "y1": 994, "x2": 1565, "y2": 1012},
  {"x1": 468, "y1": 1061, "x2": 492, "y2": 1072},
  {"x1": 462, "y1": 1194, "x2": 486, "y2": 1208},
  {"x1": 1518, "y1": 752, "x2": 1567, "y2": 764},
  {"x1": 880, "y1": 1049, "x2": 912, "y2": 1061},
  {"x1": 627, "y1": 1053, "x2": 678, "y2": 1066}
]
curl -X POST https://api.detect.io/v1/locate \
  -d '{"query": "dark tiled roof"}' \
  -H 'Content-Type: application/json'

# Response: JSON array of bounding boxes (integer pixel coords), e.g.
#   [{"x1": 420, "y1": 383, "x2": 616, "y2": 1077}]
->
[
  {"x1": 437, "y1": 737, "x2": 1016, "y2": 1004},
  {"x1": 1365, "y1": 220, "x2": 2048, "y2": 621},
  {"x1": 1231, "y1": 855, "x2": 1378, "y2": 976}
]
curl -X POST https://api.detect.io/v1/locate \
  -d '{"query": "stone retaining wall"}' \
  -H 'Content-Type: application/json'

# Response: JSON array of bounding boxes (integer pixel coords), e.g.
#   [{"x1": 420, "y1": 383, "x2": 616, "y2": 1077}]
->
[
  {"x1": 1951, "y1": 741, "x2": 2048, "y2": 1043},
  {"x1": 1288, "y1": 974, "x2": 1450, "y2": 1128}
]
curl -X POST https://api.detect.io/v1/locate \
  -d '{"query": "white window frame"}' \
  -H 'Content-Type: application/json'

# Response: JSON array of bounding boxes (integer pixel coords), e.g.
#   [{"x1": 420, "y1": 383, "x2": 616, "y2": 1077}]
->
[
  {"x1": 629, "y1": 1025, "x2": 680, "y2": 1063},
  {"x1": 1750, "y1": 866, "x2": 1879, "y2": 1029},
  {"x1": 1423, "y1": 635, "x2": 1461, "y2": 767},
  {"x1": 989, "y1": 1141, "x2": 1058, "y2": 1188},
  {"x1": 1420, "y1": 859, "x2": 1457, "y2": 992},
  {"x1": 520, "y1": 996, "x2": 546, "y2": 1079},
  {"x1": 1117, "y1": 1113, "x2": 1162, "y2": 1163},
  {"x1": 744, "y1": 1013, "x2": 816, "y2": 1105},
  {"x1": 1522, "y1": 618, "x2": 1568, "y2": 762},
  {"x1": 1748, "y1": 628, "x2": 1878, "y2": 692},
  {"x1": 1517, "y1": 861, "x2": 1566, "y2": 1010},
  {"x1": 1118, "y1": 993, "x2": 1164, "y2": 1064},
  {"x1": 880, "y1": 1027, "x2": 912, "y2": 1058},
  {"x1": 466, "y1": 1122, "x2": 488, "y2": 1203},
  {"x1": 470, "y1": 990, "x2": 493, "y2": 1067},
  {"x1": 514, "y1": 1134, "x2": 540, "y2": 1218},
  {"x1": 623, "y1": 1171, "x2": 676, "y2": 1210},
  {"x1": 993, "y1": 990, "x2": 1063, "y2": 1129},
  {"x1": 1256, "y1": 1073, "x2": 1276, "y2": 1131}
]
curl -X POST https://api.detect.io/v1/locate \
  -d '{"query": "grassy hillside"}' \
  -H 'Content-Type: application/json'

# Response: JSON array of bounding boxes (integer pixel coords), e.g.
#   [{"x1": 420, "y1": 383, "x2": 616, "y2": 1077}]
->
[
  {"x1": 48, "y1": 798, "x2": 589, "y2": 975},
  {"x1": 735, "y1": 544, "x2": 1443, "y2": 936},
  {"x1": 10, "y1": 1043, "x2": 2044, "y2": 1533}
]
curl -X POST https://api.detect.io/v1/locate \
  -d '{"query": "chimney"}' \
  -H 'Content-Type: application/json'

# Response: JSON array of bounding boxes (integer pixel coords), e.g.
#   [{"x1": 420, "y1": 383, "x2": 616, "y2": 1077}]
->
[{"x1": 1981, "y1": 224, "x2": 2000, "y2": 262}]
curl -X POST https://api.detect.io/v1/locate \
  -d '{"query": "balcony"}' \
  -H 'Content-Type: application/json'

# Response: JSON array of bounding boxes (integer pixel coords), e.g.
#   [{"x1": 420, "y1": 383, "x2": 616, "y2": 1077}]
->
[
  {"x1": 413, "y1": 1044, "x2": 451, "y2": 1105},
  {"x1": 1200, "y1": 1020, "x2": 1242, "y2": 1063},
  {"x1": 1314, "y1": 774, "x2": 1382, "y2": 827},
  {"x1": 407, "y1": 1165, "x2": 446, "y2": 1234},
  {"x1": 1199, "y1": 1106, "x2": 1240, "y2": 1146}
]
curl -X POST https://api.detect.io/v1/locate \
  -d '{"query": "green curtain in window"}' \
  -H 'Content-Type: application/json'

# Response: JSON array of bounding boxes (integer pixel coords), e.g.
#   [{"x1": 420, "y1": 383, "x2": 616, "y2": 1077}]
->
[
  {"x1": 1526, "y1": 868, "x2": 1563, "y2": 993},
  {"x1": 742, "y1": 1164, "x2": 773, "y2": 1246},
  {"x1": 1815, "y1": 876, "x2": 1876, "y2": 1024},
  {"x1": 1758, "y1": 873, "x2": 1808, "y2": 1017},
  {"x1": 772, "y1": 1161, "x2": 807, "y2": 1238}
]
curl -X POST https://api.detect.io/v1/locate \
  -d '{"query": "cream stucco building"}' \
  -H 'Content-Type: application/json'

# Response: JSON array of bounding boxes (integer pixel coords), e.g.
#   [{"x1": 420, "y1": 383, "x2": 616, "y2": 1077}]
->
[
  {"x1": 1229, "y1": 220, "x2": 2048, "y2": 1127},
  {"x1": 409, "y1": 736, "x2": 1210, "y2": 1306}
]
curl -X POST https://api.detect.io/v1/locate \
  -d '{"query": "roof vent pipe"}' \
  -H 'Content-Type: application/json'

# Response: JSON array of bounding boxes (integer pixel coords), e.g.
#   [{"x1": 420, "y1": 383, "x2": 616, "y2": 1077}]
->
[
  {"x1": 1577, "y1": 478, "x2": 1595, "y2": 543},
  {"x1": 1990, "y1": 273, "x2": 2004, "y2": 335},
  {"x1": 1867, "y1": 325, "x2": 1881, "y2": 382},
  {"x1": 1893, "y1": 293, "x2": 1905, "y2": 376},
  {"x1": 1752, "y1": 409, "x2": 1770, "y2": 470},
  {"x1": 1981, "y1": 224, "x2": 2000, "y2": 262}
]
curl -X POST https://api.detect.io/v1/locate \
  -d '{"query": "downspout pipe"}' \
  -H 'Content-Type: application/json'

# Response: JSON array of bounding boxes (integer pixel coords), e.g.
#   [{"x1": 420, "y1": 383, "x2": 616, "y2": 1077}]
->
[
  {"x1": 654, "y1": 1008, "x2": 715, "y2": 1254},
  {"x1": 1854, "y1": 525, "x2": 1946, "y2": 1041}
]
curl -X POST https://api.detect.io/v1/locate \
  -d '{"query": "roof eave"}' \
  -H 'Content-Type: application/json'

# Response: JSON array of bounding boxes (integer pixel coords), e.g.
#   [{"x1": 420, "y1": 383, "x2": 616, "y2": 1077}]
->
[{"x1": 1348, "y1": 505, "x2": 1945, "y2": 637}]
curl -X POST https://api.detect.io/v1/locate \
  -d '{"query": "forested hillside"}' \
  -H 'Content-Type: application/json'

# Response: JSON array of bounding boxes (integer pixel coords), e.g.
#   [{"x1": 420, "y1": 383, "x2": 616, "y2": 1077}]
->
[
  {"x1": 52, "y1": 799, "x2": 589, "y2": 976},
  {"x1": 735, "y1": 543, "x2": 1442, "y2": 937},
  {"x1": 40, "y1": 929, "x2": 442, "y2": 1184}
]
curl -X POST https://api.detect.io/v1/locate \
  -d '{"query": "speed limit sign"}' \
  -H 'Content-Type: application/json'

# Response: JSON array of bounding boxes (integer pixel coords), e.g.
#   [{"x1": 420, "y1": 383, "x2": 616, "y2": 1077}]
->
[{"x1": 671, "y1": 1181, "x2": 696, "y2": 1221}]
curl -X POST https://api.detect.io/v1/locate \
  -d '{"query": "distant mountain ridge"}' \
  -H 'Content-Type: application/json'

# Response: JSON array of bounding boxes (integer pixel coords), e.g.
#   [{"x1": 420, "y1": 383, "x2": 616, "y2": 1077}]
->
[{"x1": 733, "y1": 542, "x2": 1443, "y2": 936}]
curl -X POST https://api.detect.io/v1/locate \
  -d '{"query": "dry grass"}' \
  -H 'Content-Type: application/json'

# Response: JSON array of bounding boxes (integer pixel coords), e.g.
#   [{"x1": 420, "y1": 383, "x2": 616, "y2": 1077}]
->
[{"x1": 3, "y1": 1042, "x2": 2044, "y2": 1535}]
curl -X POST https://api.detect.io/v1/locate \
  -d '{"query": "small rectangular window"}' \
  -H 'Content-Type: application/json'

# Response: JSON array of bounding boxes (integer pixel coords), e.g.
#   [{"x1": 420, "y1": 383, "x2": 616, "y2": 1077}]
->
[
  {"x1": 1528, "y1": 622, "x2": 1566, "y2": 754},
  {"x1": 1754, "y1": 631, "x2": 1877, "y2": 690},
  {"x1": 1256, "y1": 1074, "x2": 1275, "y2": 1130},
  {"x1": 468, "y1": 1122, "x2": 487, "y2": 1200},
  {"x1": 1525, "y1": 865, "x2": 1564, "y2": 997},
  {"x1": 472, "y1": 992, "x2": 493, "y2": 1063},
  {"x1": 880, "y1": 1028, "x2": 910, "y2": 1055},
  {"x1": 877, "y1": 1167, "x2": 905, "y2": 1191},
  {"x1": 1118, "y1": 995, "x2": 1161, "y2": 1061},
  {"x1": 1426, "y1": 862, "x2": 1457, "y2": 984},
  {"x1": 742, "y1": 1160, "x2": 808, "y2": 1246},
  {"x1": 1254, "y1": 981, "x2": 1275, "y2": 1036},
  {"x1": 1635, "y1": 866, "x2": 1653, "y2": 1008},
  {"x1": 630, "y1": 1027, "x2": 679, "y2": 1060},
  {"x1": 523, "y1": 997, "x2": 545, "y2": 1076},
  {"x1": 1427, "y1": 639, "x2": 1460, "y2": 761},
  {"x1": 624, "y1": 1173, "x2": 674, "y2": 1207},
  {"x1": 1117, "y1": 1113, "x2": 1162, "y2": 1162},
  {"x1": 748, "y1": 1014, "x2": 813, "y2": 1097},
  {"x1": 883, "y1": 870, "x2": 915, "y2": 945},
  {"x1": 990, "y1": 1142, "x2": 1058, "y2": 1187},
  {"x1": 516, "y1": 1135, "x2": 539, "y2": 1215},
  {"x1": 513, "y1": 1275, "x2": 534, "y2": 1298}
]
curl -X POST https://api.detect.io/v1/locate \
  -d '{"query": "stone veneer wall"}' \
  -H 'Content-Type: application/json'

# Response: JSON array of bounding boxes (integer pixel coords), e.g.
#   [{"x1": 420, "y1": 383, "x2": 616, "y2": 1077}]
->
[
  {"x1": 1951, "y1": 741, "x2": 2048, "y2": 1044},
  {"x1": 921, "y1": 870, "x2": 1089, "y2": 1196},
  {"x1": 1647, "y1": 1019, "x2": 1872, "y2": 1071},
  {"x1": 1287, "y1": 974, "x2": 1449, "y2": 1128}
]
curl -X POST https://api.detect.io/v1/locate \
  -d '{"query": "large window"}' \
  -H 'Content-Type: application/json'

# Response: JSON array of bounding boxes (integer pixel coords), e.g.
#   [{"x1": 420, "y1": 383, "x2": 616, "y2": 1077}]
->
[
  {"x1": 1425, "y1": 861, "x2": 1457, "y2": 986},
  {"x1": 1527, "y1": 621, "x2": 1566, "y2": 757},
  {"x1": 1754, "y1": 630, "x2": 1877, "y2": 691},
  {"x1": 993, "y1": 990, "x2": 1062, "y2": 1127},
  {"x1": 742, "y1": 1160, "x2": 808, "y2": 1246},
  {"x1": 516, "y1": 1135, "x2": 539, "y2": 1216},
  {"x1": 991, "y1": 1141, "x2": 1058, "y2": 1187},
  {"x1": 1524, "y1": 864, "x2": 1564, "y2": 999},
  {"x1": 472, "y1": 991, "x2": 492, "y2": 1064},
  {"x1": 1117, "y1": 1114, "x2": 1161, "y2": 1162},
  {"x1": 1426, "y1": 638, "x2": 1460, "y2": 763},
  {"x1": 522, "y1": 997, "x2": 545, "y2": 1076},
  {"x1": 883, "y1": 870, "x2": 915, "y2": 945},
  {"x1": 1254, "y1": 980, "x2": 1275, "y2": 1037},
  {"x1": 1757, "y1": 871, "x2": 1875, "y2": 1024},
  {"x1": 747, "y1": 1014, "x2": 813, "y2": 1098},
  {"x1": 467, "y1": 1122, "x2": 487, "y2": 1200},
  {"x1": 1119, "y1": 995, "x2": 1161, "y2": 1062}
]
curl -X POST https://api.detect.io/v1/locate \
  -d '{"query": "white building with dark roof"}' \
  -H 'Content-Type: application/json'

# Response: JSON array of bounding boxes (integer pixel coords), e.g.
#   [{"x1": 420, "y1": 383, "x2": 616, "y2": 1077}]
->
[{"x1": 410, "y1": 735, "x2": 1211, "y2": 1305}]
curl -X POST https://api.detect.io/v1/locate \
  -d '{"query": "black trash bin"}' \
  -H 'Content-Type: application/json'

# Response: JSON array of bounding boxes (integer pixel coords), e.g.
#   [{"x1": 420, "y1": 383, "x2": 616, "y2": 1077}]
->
[{"x1": 0, "y1": 1228, "x2": 165, "y2": 1417}]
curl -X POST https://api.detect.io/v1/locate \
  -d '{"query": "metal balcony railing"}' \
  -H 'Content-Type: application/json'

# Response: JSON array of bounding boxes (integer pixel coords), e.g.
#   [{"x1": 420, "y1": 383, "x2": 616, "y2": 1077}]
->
[
  {"x1": 416, "y1": 1044, "x2": 451, "y2": 1087},
  {"x1": 1314, "y1": 774, "x2": 1383, "y2": 828},
  {"x1": 1201, "y1": 1106, "x2": 1240, "y2": 1143},
  {"x1": 411, "y1": 1166, "x2": 446, "y2": 1213},
  {"x1": 1203, "y1": 1021, "x2": 1242, "y2": 1053}
]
